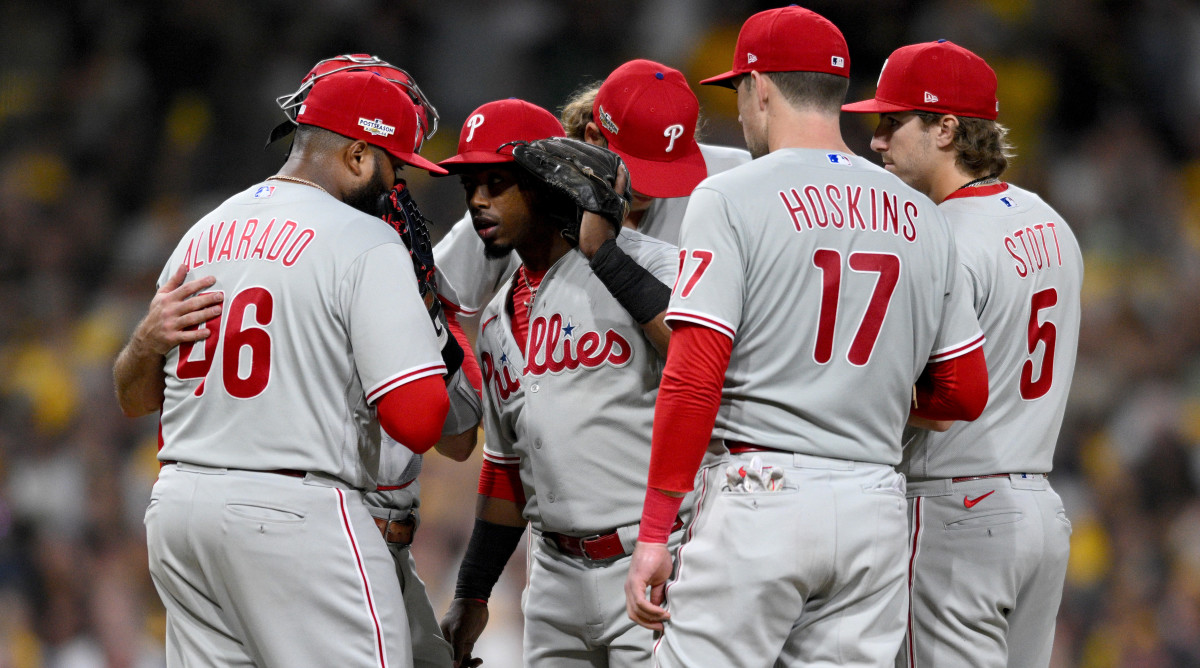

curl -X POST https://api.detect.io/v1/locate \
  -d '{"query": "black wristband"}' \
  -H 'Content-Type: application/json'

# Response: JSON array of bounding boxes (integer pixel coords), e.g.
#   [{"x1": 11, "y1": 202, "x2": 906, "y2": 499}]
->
[
  {"x1": 454, "y1": 519, "x2": 526, "y2": 602},
  {"x1": 588, "y1": 239, "x2": 671, "y2": 325},
  {"x1": 440, "y1": 324, "x2": 464, "y2": 378}
]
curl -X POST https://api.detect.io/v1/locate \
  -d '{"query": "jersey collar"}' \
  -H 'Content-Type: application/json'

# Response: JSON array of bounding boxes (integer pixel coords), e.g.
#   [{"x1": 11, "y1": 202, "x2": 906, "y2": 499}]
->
[{"x1": 943, "y1": 182, "x2": 1009, "y2": 201}]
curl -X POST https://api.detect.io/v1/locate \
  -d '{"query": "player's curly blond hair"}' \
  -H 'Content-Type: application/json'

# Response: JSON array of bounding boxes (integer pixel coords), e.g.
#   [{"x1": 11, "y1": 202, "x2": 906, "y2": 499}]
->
[
  {"x1": 917, "y1": 111, "x2": 1015, "y2": 178},
  {"x1": 559, "y1": 79, "x2": 707, "y2": 142}
]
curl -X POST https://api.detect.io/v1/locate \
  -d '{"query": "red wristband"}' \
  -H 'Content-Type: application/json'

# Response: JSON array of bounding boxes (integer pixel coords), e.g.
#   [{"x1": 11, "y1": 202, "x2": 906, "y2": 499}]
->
[{"x1": 638, "y1": 487, "x2": 685, "y2": 544}]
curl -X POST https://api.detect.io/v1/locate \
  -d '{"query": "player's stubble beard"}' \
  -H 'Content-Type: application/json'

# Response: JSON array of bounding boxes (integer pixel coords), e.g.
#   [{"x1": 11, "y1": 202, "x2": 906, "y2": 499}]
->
[{"x1": 345, "y1": 161, "x2": 391, "y2": 216}]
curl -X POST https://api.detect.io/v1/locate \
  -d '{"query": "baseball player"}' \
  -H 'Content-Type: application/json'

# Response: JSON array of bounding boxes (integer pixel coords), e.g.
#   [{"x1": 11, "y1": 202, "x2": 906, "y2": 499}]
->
[
  {"x1": 113, "y1": 70, "x2": 452, "y2": 667},
  {"x1": 434, "y1": 107, "x2": 695, "y2": 665},
  {"x1": 117, "y1": 55, "x2": 481, "y2": 668},
  {"x1": 842, "y1": 40, "x2": 1082, "y2": 667},
  {"x1": 623, "y1": 7, "x2": 991, "y2": 667},
  {"x1": 432, "y1": 59, "x2": 750, "y2": 320}
]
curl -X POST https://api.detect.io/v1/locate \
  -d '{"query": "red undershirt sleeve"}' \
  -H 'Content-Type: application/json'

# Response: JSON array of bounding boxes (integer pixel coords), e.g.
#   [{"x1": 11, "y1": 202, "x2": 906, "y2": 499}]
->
[
  {"x1": 638, "y1": 322, "x2": 732, "y2": 543},
  {"x1": 445, "y1": 308, "x2": 483, "y2": 397},
  {"x1": 377, "y1": 374, "x2": 449, "y2": 454},
  {"x1": 911, "y1": 346, "x2": 988, "y2": 421},
  {"x1": 478, "y1": 460, "x2": 526, "y2": 505}
]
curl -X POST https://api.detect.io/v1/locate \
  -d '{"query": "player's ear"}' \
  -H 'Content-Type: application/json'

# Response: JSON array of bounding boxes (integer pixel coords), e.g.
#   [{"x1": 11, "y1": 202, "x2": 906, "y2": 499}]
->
[
  {"x1": 344, "y1": 140, "x2": 372, "y2": 177},
  {"x1": 584, "y1": 122, "x2": 606, "y2": 148},
  {"x1": 750, "y1": 71, "x2": 769, "y2": 109},
  {"x1": 933, "y1": 115, "x2": 959, "y2": 150}
]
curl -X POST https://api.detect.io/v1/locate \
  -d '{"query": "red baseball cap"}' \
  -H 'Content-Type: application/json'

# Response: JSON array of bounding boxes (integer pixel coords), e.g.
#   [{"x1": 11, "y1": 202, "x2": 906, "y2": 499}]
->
[
  {"x1": 701, "y1": 6, "x2": 849, "y2": 88},
  {"x1": 296, "y1": 70, "x2": 447, "y2": 174},
  {"x1": 593, "y1": 59, "x2": 707, "y2": 198},
  {"x1": 437, "y1": 99, "x2": 565, "y2": 172},
  {"x1": 841, "y1": 40, "x2": 998, "y2": 120}
]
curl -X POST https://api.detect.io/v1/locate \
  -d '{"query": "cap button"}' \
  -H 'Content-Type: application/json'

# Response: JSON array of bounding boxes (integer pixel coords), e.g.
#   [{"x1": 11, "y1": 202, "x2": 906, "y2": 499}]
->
[
  {"x1": 937, "y1": 38, "x2": 947, "y2": 43},
  {"x1": 655, "y1": 72, "x2": 664, "y2": 80}
]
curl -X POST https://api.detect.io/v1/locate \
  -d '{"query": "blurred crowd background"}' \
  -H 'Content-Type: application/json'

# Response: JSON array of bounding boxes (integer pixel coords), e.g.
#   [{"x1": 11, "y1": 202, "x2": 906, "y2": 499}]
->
[{"x1": 1, "y1": 0, "x2": 1198, "y2": 666}]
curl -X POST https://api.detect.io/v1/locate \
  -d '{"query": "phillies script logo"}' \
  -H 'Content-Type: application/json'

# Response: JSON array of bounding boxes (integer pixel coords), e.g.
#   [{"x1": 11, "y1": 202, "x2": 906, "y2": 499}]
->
[
  {"x1": 481, "y1": 351, "x2": 521, "y2": 402},
  {"x1": 524, "y1": 314, "x2": 631, "y2": 376}
]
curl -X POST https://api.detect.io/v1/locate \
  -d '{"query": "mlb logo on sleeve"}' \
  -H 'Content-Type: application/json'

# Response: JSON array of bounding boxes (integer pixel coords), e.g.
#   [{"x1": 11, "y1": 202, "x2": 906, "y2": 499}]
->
[
  {"x1": 826, "y1": 153, "x2": 852, "y2": 166},
  {"x1": 254, "y1": 185, "x2": 276, "y2": 199},
  {"x1": 1000, "y1": 196, "x2": 1015, "y2": 208}
]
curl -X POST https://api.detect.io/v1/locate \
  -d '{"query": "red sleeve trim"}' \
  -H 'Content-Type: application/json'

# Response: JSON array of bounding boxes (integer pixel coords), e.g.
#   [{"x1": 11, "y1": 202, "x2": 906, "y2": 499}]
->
[
  {"x1": 367, "y1": 362, "x2": 447, "y2": 404},
  {"x1": 928, "y1": 332, "x2": 985, "y2": 363},
  {"x1": 664, "y1": 309, "x2": 736, "y2": 339},
  {"x1": 478, "y1": 459, "x2": 525, "y2": 505},
  {"x1": 447, "y1": 311, "x2": 482, "y2": 395}
]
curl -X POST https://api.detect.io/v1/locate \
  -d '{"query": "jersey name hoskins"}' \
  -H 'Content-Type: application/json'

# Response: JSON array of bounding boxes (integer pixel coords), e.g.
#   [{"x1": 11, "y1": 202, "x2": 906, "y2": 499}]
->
[
  {"x1": 778, "y1": 184, "x2": 918, "y2": 242},
  {"x1": 1005, "y1": 221, "x2": 1064, "y2": 278},
  {"x1": 480, "y1": 351, "x2": 521, "y2": 402},
  {"x1": 524, "y1": 313, "x2": 632, "y2": 376},
  {"x1": 182, "y1": 218, "x2": 317, "y2": 269}
]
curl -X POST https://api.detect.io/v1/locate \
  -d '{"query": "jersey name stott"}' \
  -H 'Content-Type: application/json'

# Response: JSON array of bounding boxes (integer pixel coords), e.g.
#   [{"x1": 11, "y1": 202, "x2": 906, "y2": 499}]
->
[
  {"x1": 1004, "y1": 221, "x2": 1064, "y2": 278},
  {"x1": 523, "y1": 313, "x2": 632, "y2": 376},
  {"x1": 480, "y1": 351, "x2": 521, "y2": 402},
  {"x1": 182, "y1": 218, "x2": 317, "y2": 269},
  {"x1": 777, "y1": 184, "x2": 919, "y2": 242}
]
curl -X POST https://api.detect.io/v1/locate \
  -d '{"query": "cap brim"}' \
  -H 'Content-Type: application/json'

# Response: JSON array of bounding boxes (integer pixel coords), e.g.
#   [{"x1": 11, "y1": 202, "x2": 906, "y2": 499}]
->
[
  {"x1": 840, "y1": 99, "x2": 914, "y2": 114},
  {"x1": 388, "y1": 150, "x2": 449, "y2": 175},
  {"x1": 435, "y1": 151, "x2": 518, "y2": 175},
  {"x1": 618, "y1": 143, "x2": 708, "y2": 199},
  {"x1": 699, "y1": 70, "x2": 741, "y2": 88}
]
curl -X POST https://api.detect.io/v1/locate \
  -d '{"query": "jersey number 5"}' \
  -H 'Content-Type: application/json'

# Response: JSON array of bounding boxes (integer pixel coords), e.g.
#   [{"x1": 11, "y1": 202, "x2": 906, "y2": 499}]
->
[
  {"x1": 1020, "y1": 287, "x2": 1057, "y2": 400},
  {"x1": 811, "y1": 250, "x2": 900, "y2": 366},
  {"x1": 177, "y1": 287, "x2": 274, "y2": 399}
]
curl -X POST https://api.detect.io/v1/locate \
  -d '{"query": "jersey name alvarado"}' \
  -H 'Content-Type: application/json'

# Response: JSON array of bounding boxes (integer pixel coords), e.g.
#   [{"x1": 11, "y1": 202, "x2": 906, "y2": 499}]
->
[
  {"x1": 524, "y1": 313, "x2": 632, "y2": 376},
  {"x1": 181, "y1": 218, "x2": 317, "y2": 269},
  {"x1": 778, "y1": 183, "x2": 920, "y2": 242}
]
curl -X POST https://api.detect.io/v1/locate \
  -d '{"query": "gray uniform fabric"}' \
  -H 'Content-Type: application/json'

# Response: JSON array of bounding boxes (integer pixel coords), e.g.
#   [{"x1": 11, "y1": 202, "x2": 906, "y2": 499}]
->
[
  {"x1": 653, "y1": 149, "x2": 984, "y2": 667},
  {"x1": 899, "y1": 184, "x2": 1082, "y2": 668}
]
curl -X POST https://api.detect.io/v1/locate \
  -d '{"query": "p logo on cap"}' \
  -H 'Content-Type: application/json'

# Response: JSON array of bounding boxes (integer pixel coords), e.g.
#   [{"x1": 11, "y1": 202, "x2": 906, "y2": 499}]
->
[
  {"x1": 592, "y1": 59, "x2": 707, "y2": 199},
  {"x1": 437, "y1": 99, "x2": 564, "y2": 172}
]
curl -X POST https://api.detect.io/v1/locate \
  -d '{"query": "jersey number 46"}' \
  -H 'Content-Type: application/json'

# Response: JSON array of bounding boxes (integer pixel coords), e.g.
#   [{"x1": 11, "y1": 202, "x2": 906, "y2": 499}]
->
[{"x1": 177, "y1": 288, "x2": 273, "y2": 399}]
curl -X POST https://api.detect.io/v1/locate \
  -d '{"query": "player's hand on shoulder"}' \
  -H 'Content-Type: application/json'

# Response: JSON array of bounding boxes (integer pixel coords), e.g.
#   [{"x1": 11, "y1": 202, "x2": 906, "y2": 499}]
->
[
  {"x1": 440, "y1": 598, "x2": 488, "y2": 668},
  {"x1": 136, "y1": 263, "x2": 223, "y2": 356},
  {"x1": 577, "y1": 162, "x2": 630, "y2": 260},
  {"x1": 624, "y1": 541, "x2": 674, "y2": 630}
]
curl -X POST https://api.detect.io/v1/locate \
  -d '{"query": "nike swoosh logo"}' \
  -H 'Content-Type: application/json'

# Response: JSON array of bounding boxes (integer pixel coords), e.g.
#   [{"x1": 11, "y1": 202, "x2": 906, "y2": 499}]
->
[{"x1": 964, "y1": 490, "x2": 995, "y2": 509}]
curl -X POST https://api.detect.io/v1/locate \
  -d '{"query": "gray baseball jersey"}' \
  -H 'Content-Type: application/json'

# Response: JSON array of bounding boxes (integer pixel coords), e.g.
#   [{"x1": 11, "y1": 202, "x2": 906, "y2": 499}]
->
[
  {"x1": 901, "y1": 184, "x2": 1083, "y2": 478},
  {"x1": 900, "y1": 183, "x2": 1080, "y2": 668},
  {"x1": 156, "y1": 181, "x2": 445, "y2": 489},
  {"x1": 433, "y1": 142, "x2": 750, "y2": 316},
  {"x1": 666, "y1": 149, "x2": 984, "y2": 465},
  {"x1": 477, "y1": 229, "x2": 678, "y2": 535}
]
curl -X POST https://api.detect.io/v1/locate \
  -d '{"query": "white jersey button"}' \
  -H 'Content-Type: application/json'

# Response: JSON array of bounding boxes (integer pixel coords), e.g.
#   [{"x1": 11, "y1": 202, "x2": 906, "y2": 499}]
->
[
  {"x1": 546, "y1": 493, "x2": 556, "y2": 502},
  {"x1": 534, "y1": 438, "x2": 543, "y2": 449},
  {"x1": 530, "y1": 382, "x2": 540, "y2": 392}
]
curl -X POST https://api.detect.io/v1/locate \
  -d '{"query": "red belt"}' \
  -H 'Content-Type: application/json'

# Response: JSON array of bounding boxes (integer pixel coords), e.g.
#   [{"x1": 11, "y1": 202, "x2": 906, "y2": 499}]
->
[
  {"x1": 726, "y1": 441, "x2": 787, "y2": 455},
  {"x1": 545, "y1": 516, "x2": 684, "y2": 562},
  {"x1": 161, "y1": 461, "x2": 307, "y2": 478}
]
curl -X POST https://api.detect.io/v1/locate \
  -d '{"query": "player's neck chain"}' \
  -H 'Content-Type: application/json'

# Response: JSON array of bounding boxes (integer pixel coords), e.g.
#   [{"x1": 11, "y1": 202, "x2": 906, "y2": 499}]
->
[
  {"x1": 519, "y1": 266, "x2": 540, "y2": 316},
  {"x1": 266, "y1": 174, "x2": 329, "y2": 195},
  {"x1": 956, "y1": 175, "x2": 1000, "y2": 191}
]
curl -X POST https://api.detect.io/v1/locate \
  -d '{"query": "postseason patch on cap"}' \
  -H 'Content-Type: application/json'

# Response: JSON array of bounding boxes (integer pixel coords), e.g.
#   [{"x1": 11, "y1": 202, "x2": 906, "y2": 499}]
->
[
  {"x1": 358, "y1": 117, "x2": 395, "y2": 137},
  {"x1": 827, "y1": 152, "x2": 852, "y2": 166},
  {"x1": 598, "y1": 105, "x2": 619, "y2": 135}
]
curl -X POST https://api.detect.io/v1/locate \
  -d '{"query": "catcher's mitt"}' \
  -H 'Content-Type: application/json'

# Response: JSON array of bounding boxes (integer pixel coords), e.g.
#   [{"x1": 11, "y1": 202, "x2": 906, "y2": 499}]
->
[
  {"x1": 379, "y1": 181, "x2": 437, "y2": 303},
  {"x1": 511, "y1": 137, "x2": 632, "y2": 244}
]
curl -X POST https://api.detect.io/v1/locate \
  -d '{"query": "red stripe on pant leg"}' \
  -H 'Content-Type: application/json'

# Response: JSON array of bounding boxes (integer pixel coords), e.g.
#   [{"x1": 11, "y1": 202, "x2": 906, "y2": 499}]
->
[
  {"x1": 906, "y1": 497, "x2": 922, "y2": 668},
  {"x1": 337, "y1": 488, "x2": 388, "y2": 668}
]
